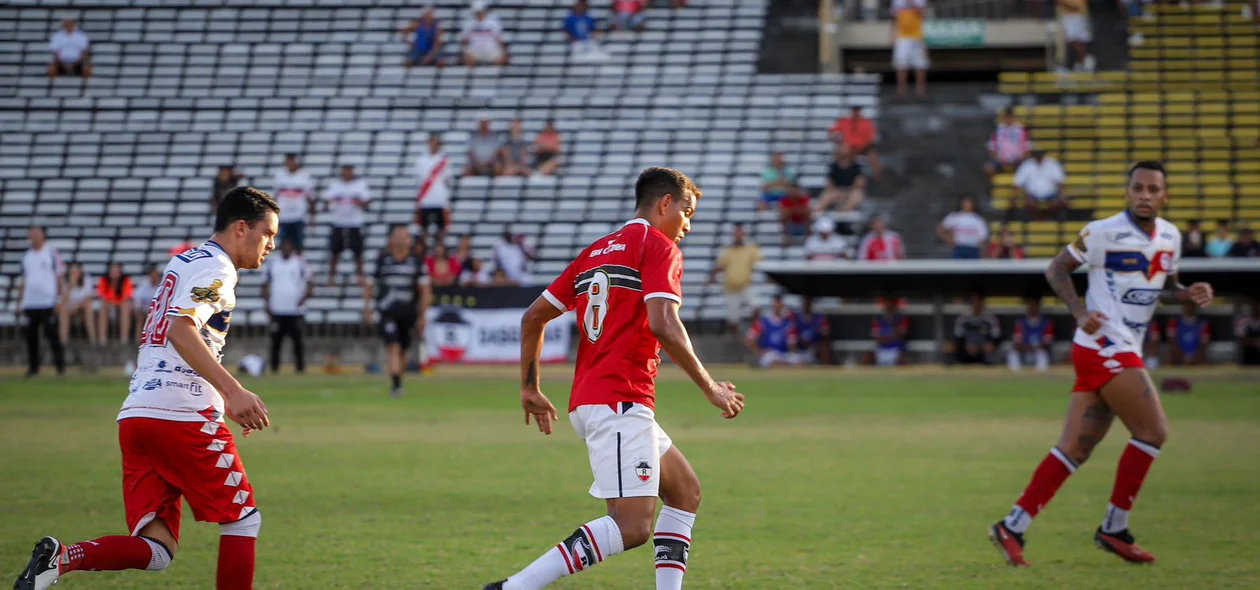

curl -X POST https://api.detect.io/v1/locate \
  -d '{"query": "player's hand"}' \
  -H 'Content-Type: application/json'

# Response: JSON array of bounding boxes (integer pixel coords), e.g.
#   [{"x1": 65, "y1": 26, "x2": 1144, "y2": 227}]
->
[
  {"x1": 1187, "y1": 282, "x2": 1213, "y2": 307},
  {"x1": 225, "y1": 388, "x2": 269, "y2": 431},
  {"x1": 704, "y1": 381, "x2": 745, "y2": 419},
  {"x1": 1075, "y1": 310, "x2": 1108, "y2": 335},
  {"x1": 521, "y1": 389, "x2": 559, "y2": 435}
]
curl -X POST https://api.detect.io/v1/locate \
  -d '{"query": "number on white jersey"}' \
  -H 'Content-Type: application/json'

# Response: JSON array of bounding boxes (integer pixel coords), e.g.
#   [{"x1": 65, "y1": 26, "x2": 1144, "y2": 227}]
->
[
  {"x1": 582, "y1": 270, "x2": 610, "y2": 342},
  {"x1": 139, "y1": 271, "x2": 179, "y2": 347}
]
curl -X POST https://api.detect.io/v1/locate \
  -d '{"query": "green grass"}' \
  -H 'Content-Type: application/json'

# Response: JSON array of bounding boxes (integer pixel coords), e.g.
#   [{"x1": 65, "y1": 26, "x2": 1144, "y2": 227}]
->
[{"x1": 2, "y1": 369, "x2": 1259, "y2": 589}]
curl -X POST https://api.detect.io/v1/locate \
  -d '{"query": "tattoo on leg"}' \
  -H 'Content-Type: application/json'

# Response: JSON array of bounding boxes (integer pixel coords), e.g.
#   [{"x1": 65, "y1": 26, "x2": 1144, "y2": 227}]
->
[
  {"x1": 1140, "y1": 384, "x2": 1153, "y2": 398},
  {"x1": 1083, "y1": 403, "x2": 1112, "y2": 422},
  {"x1": 1077, "y1": 434, "x2": 1100, "y2": 460}
]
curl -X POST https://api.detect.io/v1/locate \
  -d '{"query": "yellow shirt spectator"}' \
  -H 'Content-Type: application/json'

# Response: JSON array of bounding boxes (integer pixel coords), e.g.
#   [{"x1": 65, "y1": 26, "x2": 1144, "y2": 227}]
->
[
  {"x1": 717, "y1": 244, "x2": 761, "y2": 293},
  {"x1": 893, "y1": 0, "x2": 926, "y2": 40}
]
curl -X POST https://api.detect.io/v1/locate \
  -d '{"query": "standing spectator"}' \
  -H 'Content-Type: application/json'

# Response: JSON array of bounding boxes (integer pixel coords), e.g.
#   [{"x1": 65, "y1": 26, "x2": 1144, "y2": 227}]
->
[
  {"x1": 610, "y1": 0, "x2": 647, "y2": 31},
  {"x1": 951, "y1": 295, "x2": 1000, "y2": 365},
  {"x1": 1011, "y1": 149, "x2": 1067, "y2": 220},
  {"x1": 262, "y1": 239, "x2": 312, "y2": 374},
  {"x1": 707, "y1": 224, "x2": 762, "y2": 335},
  {"x1": 400, "y1": 7, "x2": 444, "y2": 68},
  {"x1": 985, "y1": 107, "x2": 1031, "y2": 178},
  {"x1": 1228, "y1": 227, "x2": 1258, "y2": 257},
  {"x1": 18, "y1": 225, "x2": 66, "y2": 376},
  {"x1": 891, "y1": 0, "x2": 928, "y2": 99},
  {"x1": 804, "y1": 216, "x2": 849, "y2": 261},
  {"x1": 499, "y1": 119, "x2": 532, "y2": 177},
  {"x1": 869, "y1": 297, "x2": 909, "y2": 366},
  {"x1": 130, "y1": 265, "x2": 161, "y2": 343},
  {"x1": 828, "y1": 106, "x2": 882, "y2": 180},
  {"x1": 938, "y1": 195, "x2": 989, "y2": 259},
  {"x1": 1236, "y1": 298, "x2": 1260, "y2": 365},
  {"x1": 324, "y1": 165, "x2": 371, "y2": 285},
  {"x1": 1182, "y1": 219, "x2": 1206, "y2": 257},
  {"x1": 459, "y1": 257, "x2": 492, "y2": 286},
  {"x1": 273, "y1": 154, "x2": 315, "y2": 253},
  {"x1": 778, "y1": 183, "x2": 813, "y2": 245},
  {"x1": 1166, "y1": 302, "x2": 1210, "y2": 366},
  {"x1": 211, "y1": 165, "x2": 244, "y2": 213},
  {"x1": 96, "y1": 262, "x2": 134, "y2": 345},
  {"x1": 59, "y1": 262, "x2": 97, "y2": 348},
  {"x1": 1205, "y1": 219, "x2": 1234, "y2": 257},
  {"x1": 415, "y1": 133, "x2": 453, "y2": 247},
  {"x1": 987, "y1": 223, "x2": 1026, "y2": 259},
  {"x1": 466, "y1": 118, "x2": 502, "y2": 177},
  {"x1": 460, "y1": 1, "x2": 509, "y2": 67},
  {"x1": 493, "y1": 230, "x2": 534, "y2": 286},
  {"x1": 857, "y1": 216, "x2": 906, "y2": 262},
  {"x1": 745, "y1": 295, "x2": 799, "y2": 368},
  {"x1": 794, "y1": 298, "x2": 832, "y2": 365},
  {"x1": 759, "y1": 151, "x2": 796, "y2": 210},
  {"x1": 564, "y1": 0, "x2": 607, "y2": 62},
  {"x1": 48, "y1": 19, "x2": 92, "y2": 83},
  {"x1": 1059, "y1": 0, "x2": 1096, "y2": 71},
  {"x1": 817, "y1": 145, "x2": 867, "y2": 212},
  {"x1": 426, "y1": 242, "x2": 462, "y2": 287},
  {"x1": 1007, "y1": 297, "x2": 1054, "y2": 372},
  {"x1": 532, "y1": 119, "x2": 563, "y2": 177}
]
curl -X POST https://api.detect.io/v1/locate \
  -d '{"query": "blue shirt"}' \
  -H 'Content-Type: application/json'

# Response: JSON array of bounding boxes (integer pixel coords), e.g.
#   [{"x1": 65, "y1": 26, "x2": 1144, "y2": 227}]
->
[
  {"x1": 1014, "y1": 315, "x2": 1052, "y2": 347},
  {"x1": 794, "y1": 312, "x2": 828, "y2": 347},
  {"x1": 412, "y1": 21, "x2": 439, "y2": 55},
  {"x1": 1171, "y1": 316, "x2": 1207, "y2": 354},
  {"x1": 752, "y1": 313, "x2": 794, "y2": 353},
  {"x1": 564, "y1": 12, "x2": 597, "y2": 41}
]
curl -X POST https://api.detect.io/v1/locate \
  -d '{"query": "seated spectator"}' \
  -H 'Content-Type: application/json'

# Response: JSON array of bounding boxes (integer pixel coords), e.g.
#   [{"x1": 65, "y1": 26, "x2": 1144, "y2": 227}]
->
[
  {"x1": 400, "y1": 7, "x2": 444, "y2": 68},
  {"x1": 1011, "y1": 149, "x2": 1067, "y2": 220},
  {"x1": 565, "y1": 1, "x2": 607, "y2": 62},
  {"x1": 745, "y1": 295, "x2": 799, "y2": 368},
  {"x1": 1228, "y1": 227, "x2": 1258, "y2": 257},
  {"x1": 759, "y1": 151, "x2": 796, "y2": 210},
  {"x1": 804, "y1": 216, "x2": 849, "y2": 261},
  {"x1": 1143, "y1": 316, "x2": 1162, "y2": 370},
  {"x1": 460, "y1": 1, "x2": 509, "y2": 67},
  {"x1": 460, "y1": 257, "x2": 492, "y2": 287},
  {"x1": 610, "y1": 0, "x2": 647, "y2": 31},
  {"x1": 987, "y1": 223, "x2": 1025, "y2": 259},
  {"x1": 1007, "y1": 297, "x2": 1053, "y2": 372},
  {"x1": 707, "y1": 224, "x2": 761, "y2": 335},
  {"x1": 1182, "y1": 219, "x2": 1206, "y2": 257},
  {"x1": 891, "y1": 0, "x2": 928, "y2": 99},
  {"x1": 48, "y1": 19, "x2": 92, "y2": 83},
  {"x1": 532, "y1": 119, "x2": 563, "y2": 176},
  {"x1": 950, "y1": 295, "x2": 1000, "y2": 365},
  {"x1": 1166, "y1": 302, "x2": 1210, "y2": 366},
  {"x1": 828, "y1": 106, "x2": 881, "y2": 180},
  {"x1": 490, "y1": 268, "x2": 516, "y2": 286},
  {"x1": 778, "y1": 184, "x2": 812, "y2": 245},
  {"x1": 817, "y1": 145, "x2": 867, "y2": 212},
  {"x1": 97, "y1": 262, "x2": 135, "y2": 345},
  {"x1": 868, "y1": 297, "x2": 909, "y2": 366},
  {"x1": 212, "y1": 165, "x2": 244, "y2": 213},
  {"x1": 426, "y1": 242, "x2": 461, "y2": 287},
  {"x1": 498, "y1": 119, "x2": 532, "y2": 177},
  {"x1": 857, "y1": 216, "x2": 905, "y2": 261},
  {"x1": 794, "y1": 298, "x2": 832, "y2": 365},
  {"x1": 131, "y1": 264, "x2": 161, "y2": 338},
  {"x1": 1205, "y1": 219, "x2": 1234, "y2": 257},
  {"x1": 938, "y1": 195, "x2": 989, "y2": 259},
  {"x1": 58, "y1": 262, "x2": 97, "y2": 347},
  {"x1": 493, "y1": 231, "x2": 534, "y2": 286},
  {"x1": 985, "y1": 107, "x2": 1030, "y2": 178},
  {"x1": 466, "y1": 118, "x2": 502, "y2": 177},
  {"x1": 1237, "y1": 298, "x2": 1260, "y2": 365}
]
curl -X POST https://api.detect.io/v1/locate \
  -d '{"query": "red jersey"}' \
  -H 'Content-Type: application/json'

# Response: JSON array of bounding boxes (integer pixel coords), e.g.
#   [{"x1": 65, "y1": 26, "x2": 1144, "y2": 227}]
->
[{"x1": 543, "y1": 219, "x2": 684, "y2": 412}]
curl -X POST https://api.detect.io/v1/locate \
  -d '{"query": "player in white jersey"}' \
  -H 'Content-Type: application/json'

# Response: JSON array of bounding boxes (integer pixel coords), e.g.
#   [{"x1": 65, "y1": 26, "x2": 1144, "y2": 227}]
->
[
  {"x1": 989, "y1": 161, "x2": 1214, "y2": 567},
  {"x1": 14, "y1": 187, "x2": 278, "y2": 590},
  {"x1": 273, "y1": 153, "x2": 315, "y2": 252}
]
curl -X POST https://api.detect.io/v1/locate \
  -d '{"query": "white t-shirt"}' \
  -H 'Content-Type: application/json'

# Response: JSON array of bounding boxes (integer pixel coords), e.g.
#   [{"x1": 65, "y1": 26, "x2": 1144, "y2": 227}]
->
[
  {"x1": 460, "y1": 14, "x2": 505, "y2": 54},
  {"x1": 324, "y1": 178, "x2": 371, "y2": 228},
  {"x1": 263, "y1": 254, "x2": 311, "y2": 316},
  {"x1": 66, "y1": 276, "x2": 94, "y2": 307},
  {"x1": 804, "y1": 234, "x2": 849, "y2": 261},
  {"x1": 273, "y1": 169, "x2": 315, "y2": 223},
  {"x1": 415, "y1": 151, "x2": 452, "y2": 209},
  {"x1": 50, "y1": 29, "x2": 90, "y2": 63},
  {"x1": 121, "y1": 241, "x2": 238, "y2": 423},
  {"x1": 21, "y1": 246, "x2": 65, "y2": 310},
  {"x1": 493, "y1": 240, "x2": 530, "y2": 286},
  {"x1": 941, "y1": 211, "x2": 989, "y2": 248},
  {"x1": 1014, "y1": 158, "x2": 1066, "y2": 200},
  {"x1": 132, "y1": 275, "x2": 159, "y2": 311}
]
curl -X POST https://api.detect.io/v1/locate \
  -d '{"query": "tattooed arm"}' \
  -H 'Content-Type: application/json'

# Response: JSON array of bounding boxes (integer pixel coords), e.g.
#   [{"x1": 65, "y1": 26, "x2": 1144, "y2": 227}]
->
[
  {"x1": 1045, "y1": 249, "x2": 1106, "y2": 334},
  {"x1": 519, "y1": 296, "x2": 564, "y2": 434}
]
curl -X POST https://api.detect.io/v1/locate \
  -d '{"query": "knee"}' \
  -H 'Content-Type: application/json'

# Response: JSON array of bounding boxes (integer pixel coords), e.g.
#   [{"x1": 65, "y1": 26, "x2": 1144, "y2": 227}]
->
[
  {"x1": 1136, "y1": 423, "x2": 1168, "y2": 448},
  {"x1": 612, "y1": 513, "x2": 654, "y2": 550},
  {"x1": 138, "y1": 536, "x2": 175, "y2": 571},
  {"x1": 1056, "y1": 441, "x2": 1096, "y2": 466},
  {"x1": 665, "y1": 484, "x2": 702, "y2": 514}
]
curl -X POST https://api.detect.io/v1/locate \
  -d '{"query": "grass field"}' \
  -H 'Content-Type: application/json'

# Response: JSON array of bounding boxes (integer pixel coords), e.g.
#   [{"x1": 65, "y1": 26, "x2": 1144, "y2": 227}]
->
[{"x1": 2, "y1": 367, "x2": 1258, "y2": 589}]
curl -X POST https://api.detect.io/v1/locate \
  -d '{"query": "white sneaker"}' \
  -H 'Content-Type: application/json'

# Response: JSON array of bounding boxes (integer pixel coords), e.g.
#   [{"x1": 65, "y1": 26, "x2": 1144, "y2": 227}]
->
[
  {"x1": 1083, "y1": 55, "x2": 1097, "y2": 72},
  {"x1": 14, "y1": 537, "x2": 63, "y2": 590}
]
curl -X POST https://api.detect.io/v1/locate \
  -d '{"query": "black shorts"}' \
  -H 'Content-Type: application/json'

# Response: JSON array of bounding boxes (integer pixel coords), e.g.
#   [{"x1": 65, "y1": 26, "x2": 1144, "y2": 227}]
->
[
  {"x1": 379, "y1": 310, "x2": 418, "y2": 349},
  {"x1": 416, "y1": 207, "x2": 448, "y2": 233},
  {"x1": 330, "y1": 227, "x2": 364, "y2": 257},
  {"x1": 55, "y1": 61, "x2": 85, "y2": 76}
]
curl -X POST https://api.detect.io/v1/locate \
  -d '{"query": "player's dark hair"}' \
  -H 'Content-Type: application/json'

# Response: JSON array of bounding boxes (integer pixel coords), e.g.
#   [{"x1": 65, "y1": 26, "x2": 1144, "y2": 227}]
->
[
  {"x1": 213, "y1": 187, "x2": 280, "y2": 233},
  {"x1": 634, "y1": 167, "x2": 701, "y2": 211},
  {"x1": 67, "y1": 261, "x2": 85, "y2": 287},
  {"x1": 29, "y1": 224, "x2": 46, "y2": 234},
  {"x1": 1127, "y1": 160, "x2": 1167, "y2": 183},
  {"x1": 388, "y1": 223, "x2": 410, "y2": 234}
]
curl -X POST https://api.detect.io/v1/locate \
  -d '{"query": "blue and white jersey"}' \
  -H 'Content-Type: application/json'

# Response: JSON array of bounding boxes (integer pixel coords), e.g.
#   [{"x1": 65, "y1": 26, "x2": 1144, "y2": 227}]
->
[{"x1": 1066, "y1": 211, "x2": 1180, "y2": 354}]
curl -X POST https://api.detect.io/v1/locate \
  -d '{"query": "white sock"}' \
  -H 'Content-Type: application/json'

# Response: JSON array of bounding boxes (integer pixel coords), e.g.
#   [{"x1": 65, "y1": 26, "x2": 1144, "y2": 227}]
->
[
  {"x1": 654, "y1": 506, "x2": 696, "y2": 590},
  {"x1": 1034, "y1": 349, "x2": 1050, "y2": 372},
  {"x1": 504, "y1": 516, "x2": 624, "y2": 590},
  {"x1": 1004, "y1": 506, "x2": 1032, "y2": 534},
  {"x1": 1101, "y1": 504, "x2": 1129, "y2": 534},
  {"x1": 1006, "y1": 349, "x2": 1021, "y2": 372}
]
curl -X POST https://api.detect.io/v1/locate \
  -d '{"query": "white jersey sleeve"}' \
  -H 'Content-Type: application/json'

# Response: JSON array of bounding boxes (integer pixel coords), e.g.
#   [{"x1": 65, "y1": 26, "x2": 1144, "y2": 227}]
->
[{"x1": 1066, "y1": 221, "x2": 1106, "y2": 267}]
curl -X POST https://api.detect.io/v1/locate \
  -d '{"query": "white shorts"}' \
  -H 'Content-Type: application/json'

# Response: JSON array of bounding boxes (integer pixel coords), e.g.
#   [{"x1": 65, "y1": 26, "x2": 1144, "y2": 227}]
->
[
  {"x1": 874, "y1": 347, "x2": 902, "y2": 366},
  {"x1": 758, "y1": 350, "x2": 802, "y2": 368},
  {"x1": 1060, "y1": 14, "x2": 1091, "y2": 42},
  {"x1": 466, "y1": 43, "x2": 504, "y2": 63},
  {"x1": 724, "y1": 290, "x2": 753, "y2": 327},
  {"x1": 569, "y1": 403, "x2": 673, "y2": 499},
  {"x1": 892, "y1": 38, "x2": 929, "y2": 71}
]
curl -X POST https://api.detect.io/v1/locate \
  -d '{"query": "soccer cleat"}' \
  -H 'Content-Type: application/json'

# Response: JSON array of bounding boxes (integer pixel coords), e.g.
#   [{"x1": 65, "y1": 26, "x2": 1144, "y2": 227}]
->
[
  {"x1": 14, "y1": 536, "x2": 63, "y2": 590},
  {"x1": 988, "y1": 521, "x2": 1029, "y2": 567},
  {"x1": 482, "y1": 581, "x2": 505, "y2": 590},
  {"x1": 1094, "y1": 528, "x2": 1156, "y2": 564},
  {"x1": 389, "y1": 386, "x2": 404, "y2": 399}
]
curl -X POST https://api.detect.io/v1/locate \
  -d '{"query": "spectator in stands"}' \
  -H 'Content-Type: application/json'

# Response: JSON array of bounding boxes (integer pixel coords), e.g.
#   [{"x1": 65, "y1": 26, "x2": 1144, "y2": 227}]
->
[
  {"x1": 1182, "y1": 218, "x2": 1206, "y2": 257},
  {"x1": 857, "y1": 215, "x2": 906, "y2": 262},
  {"x1": 1205, "y1": 219, "x2": 1234, "y2": 257},
  {"x1": 804, "y1": 216, "x2": 849, "y2": 261},
  {"x1": 778, "y1": 183, "x2": 812, "y2": 245},
  {"x1": 746, "y1": 295, "x2": 799, "y2": 368},
  {"x1": 868, "y1": 297, "x2": 909, "y2": 366},
  {"x1": 708, "y1": 223, "x2": 761, "y2": 335},
  {"x1": 274, "y1": 154, "x2": 315, "y2": 253},
  {"x1": 950, "y1": 295, "x2": 1000, "y2": 365},
  {"x1": 987, "y1": 222, "x2": 1026, "y2": 259},
  {"x1": 817, "y1": 145, "x2": 867, "y2": 213},
  {"x1": 794, "y1": 298, "x2": 832, "y2": 365},
  {"x1": 938, "y1": 195, "x2": 989, "y2": 259},
  {"x1": 532, "y1": 119, "x2": 562, "y2": 176},
  {"x1": 59, "y1": 262, "x2": 97, "y2": 348},
  {"x1": 466, "y1": 118, "x2": 502, "y2": 177},
  {"x1": 96, "y1": 262, "x2": 134, "y2": 345},
  {"x1": 426, "y1": 242, "x2": 461, "y2": 287},
  {"x1": 759, "y1": 151, "x2": 796, "y2": 210},
  {"x1": 324, "y1": 164, "x2": 371, "y2": 285},
  {"x1": 211, "y1": 165, "x2": 244, "y2": 213},
  {"x1": 460, "y1": 1, "x2": 509, "y2": 67},
  {"x1": 262, "y1": 239, "x2": 313, "y2": 374},
  {"x1": 1011, "y1": 149, "x2": 1067, "y2": 220},
  {"x1": 985, "y1": 107, "x2": 1031, "y2": 179},
  {"x1": 1143, "y1": 316, "x2": 1162, "y2": 370},
  {"x1": 400, "y1": 7, "x2": 444, "y2": 68},
  {"x1": 19, "y1": 225, "x2": 67, "y2": 377},
  {"x1": 455, "y1": 234, "x2": 475, "y2": 270},
  {"x1": 565, "y1": 1, "x2": 607, "y2": 62},
  {"x1": 460, "y1": 257, "x2": 492, "y2": 287},
  {"x1": 1237, "y1": 298, "x2": 1260, "y2": 365},
  {"x1": 828, "y1": 106, "x2": 882, "y2": 180},
  {"x1": 1007, "y1": 297, "x2": 1054, "y2": 372},
  {"x1": 1166, "y1": 302, "x2": 1210, "y2": 366},
  {"x1": 130, "y1": 264, "x2": 161, "y2": 343},
  {"x1": 499, "y1": 119, "x2": 532, "y2": 177},
  {"x1": 416, "y1": 133, "x2": 453, "y2": 247},
  {"x1": 493, "y1": 231, "x2": 534, "y2": 286},
  {"x1": 610, "y1": 0, "x2": 648, "y2": 31},
  {"x1": 491, "y1": 268, "x2": 515, "y2": 286},
  {"x1": 1059, "y1": 0, "x2": 1096, "y2": 71},
  {"x1": 48, "y1": 19, "x2": 92, "y2": 84},
  {"x1": 891, "y1": 0, "x2": 928, "y2": 99},
  {"x1": 1228, "y1": 227, "x2": 1258, "y2": 258}
]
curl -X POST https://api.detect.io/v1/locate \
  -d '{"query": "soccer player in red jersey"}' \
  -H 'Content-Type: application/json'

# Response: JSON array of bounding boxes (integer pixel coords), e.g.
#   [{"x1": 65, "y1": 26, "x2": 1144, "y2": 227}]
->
[
  {"x1": 483, "y1": 168, "x2": 745, "y2": 590},
  {"x1": 13, "y1": 188, "x2": 277, "y2": 590}
]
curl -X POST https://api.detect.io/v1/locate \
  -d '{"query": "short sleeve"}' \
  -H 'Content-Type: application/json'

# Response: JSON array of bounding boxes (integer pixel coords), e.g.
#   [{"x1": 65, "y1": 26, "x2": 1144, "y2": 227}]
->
[
  {"x1": 359, "y1": 182, "x2": 372, "y2": 202},
  {"x1": 165, "y1": 264, "x2": 233, "y2": 330},
  {"x1": 1052, "y1": 161, "x2": 1066, "y2": 183},
  {"x1": 1066, "y1": 222, "x2": 1104, "y2": 267},
  {"x1": 642, "y1": 239, "x2": 683, "y2": 304},
  {"x1": 1012, "y1": 161, "x2": 1028, "y2": 187},
  {"x1": 542, "y1": 259, "x2": 578, "y2": 312},
  {"x1": 941, "y1": 212, "x2": 957, "y2": 230}
]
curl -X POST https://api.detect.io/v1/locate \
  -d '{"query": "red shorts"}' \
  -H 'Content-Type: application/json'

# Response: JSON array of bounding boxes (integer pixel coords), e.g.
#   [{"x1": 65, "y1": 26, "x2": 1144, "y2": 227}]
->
[
  {"x1": 1071, "y1": 344, "x2": 1144, "y2": 394},
  {"x1": 119, "y1": 413, "x2": 256, "y2": 541}
]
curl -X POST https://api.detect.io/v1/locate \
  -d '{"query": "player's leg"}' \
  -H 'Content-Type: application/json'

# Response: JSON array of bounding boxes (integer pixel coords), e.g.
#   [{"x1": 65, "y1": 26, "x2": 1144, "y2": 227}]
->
[
  {"x1": 327, "y1": 229, "x2": 344, "y2": 285},
  {"x1": 1007, "y1": 343, "x2": 1027, "y2": 371},
  {"x1": 269, "y1": 318, "x2": 283, "y2": 374},
  {"x1": 655, "y1": 445, "x2": 699, "y2": 590},
  {"x1": 351, "y1": 228, "x2": 366, "y2": 280},
  {"x1": 1094, "y1": 369, "x2": 1165, "y2": 562},
  {"x1": 40, "y1": 309, "x2": 66, "y2": 375}
]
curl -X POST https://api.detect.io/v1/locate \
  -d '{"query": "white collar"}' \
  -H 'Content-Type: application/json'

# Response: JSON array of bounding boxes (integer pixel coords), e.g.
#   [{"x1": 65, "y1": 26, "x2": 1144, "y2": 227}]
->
[{"x1": 624, "y1": 218, "x2": 650, "y2": 228}]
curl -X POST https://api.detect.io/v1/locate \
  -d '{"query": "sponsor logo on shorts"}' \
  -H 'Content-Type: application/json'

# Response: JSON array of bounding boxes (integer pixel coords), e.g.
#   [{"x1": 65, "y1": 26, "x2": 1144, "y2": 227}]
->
[
  {"x1": 635, "y1": 460, "x2": 653, "y2": 482},
  {"x1": 141, "y1": 378, "x2": 163, "y2": 391},
  {"x1": 173, "y1": 365, "x2": 200, "y2": 377},
  {"x1": 1120, "y1": 288, "x2": 1161, "y2": 306},
  {"x1": 154, "y1": 360, "x2": 173, "y2": 373},
  {"x1": 163, "y1": 380, "x2": 204, "y2": 396}
]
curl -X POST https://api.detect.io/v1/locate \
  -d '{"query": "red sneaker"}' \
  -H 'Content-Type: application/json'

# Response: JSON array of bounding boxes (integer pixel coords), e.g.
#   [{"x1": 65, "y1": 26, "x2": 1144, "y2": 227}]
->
[
  {"x1": 989, "y1": 521, "x2": 1030, "y2": 567},
  {"x1": 1094, "y1": 528, "x2": 1156, "y2": 564}
]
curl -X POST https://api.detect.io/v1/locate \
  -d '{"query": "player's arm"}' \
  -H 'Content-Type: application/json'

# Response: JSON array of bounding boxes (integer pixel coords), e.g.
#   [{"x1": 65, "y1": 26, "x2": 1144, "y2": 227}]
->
[
  {"x1": 520, "y1": 296, "x2": 564, "y2": 434},
  {"x1": 647, "y1": 299, "x2": 744, "y2": 419},
  {"x1": 1160, "y1": 271, "x2": 1212, "y2": 306},
  {"x1": 165, "y1": 316, "x2": 268, "y2": 431},
  {"x1": 1049, "y1": 227, "x2": 1108, "y2": 334},
  {"x1": 415, "y1": 275, "x2": 431, "y2": 335}
]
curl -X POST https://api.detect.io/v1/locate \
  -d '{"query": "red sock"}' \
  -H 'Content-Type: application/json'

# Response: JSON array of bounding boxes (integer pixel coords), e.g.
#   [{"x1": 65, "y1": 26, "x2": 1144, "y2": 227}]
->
[
  {"x1": 1110, "y1": 438, "x2": 1160, "y2": 510},
  {"x1": 1005, "y1": 447, "x2": 1077, "y2": 533},
  {"x1": 62, "y1": 536, "x2": 153, "y2": 573},
  {"x1": 217, "y1": 535, "x2": 256, "y2": 590}
]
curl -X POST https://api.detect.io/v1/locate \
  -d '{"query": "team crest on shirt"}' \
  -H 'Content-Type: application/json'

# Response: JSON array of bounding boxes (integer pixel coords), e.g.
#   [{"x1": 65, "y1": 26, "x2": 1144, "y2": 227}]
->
[
  {"x1": 1071, "y1": 229, "x2": 1089, "y2": 253},
  {"x1": 190, "y1": 279, "x2": 224, "y2": 304},
  {"x1": 634, "y1": 460, "x2": 653, "y2": 482}
]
